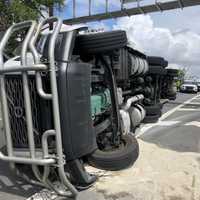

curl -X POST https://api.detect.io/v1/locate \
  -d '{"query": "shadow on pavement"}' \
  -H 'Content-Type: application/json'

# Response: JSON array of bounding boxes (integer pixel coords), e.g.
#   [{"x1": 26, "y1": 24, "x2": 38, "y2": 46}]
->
[{"x1": 0, "y1": 159, "x2": 41, "y2": 199}]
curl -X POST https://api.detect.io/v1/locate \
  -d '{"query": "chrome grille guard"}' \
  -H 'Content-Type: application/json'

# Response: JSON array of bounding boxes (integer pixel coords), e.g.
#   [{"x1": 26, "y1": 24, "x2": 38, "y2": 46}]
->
[{"x1": 0, "y1": 17, "x2": 78, "y2": 198}]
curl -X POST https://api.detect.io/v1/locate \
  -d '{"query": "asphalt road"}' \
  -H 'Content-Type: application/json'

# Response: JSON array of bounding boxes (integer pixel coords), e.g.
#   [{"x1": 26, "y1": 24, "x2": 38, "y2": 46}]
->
[
  {"x1": 162, "y1": 92, "x2": 197, "y2": 114},
  {"x1": 140, "y1": 92, "x2": 200, "y2": 153},
  {"x1": 0, "y1": 92, "x2": 199, "y2": 200}
]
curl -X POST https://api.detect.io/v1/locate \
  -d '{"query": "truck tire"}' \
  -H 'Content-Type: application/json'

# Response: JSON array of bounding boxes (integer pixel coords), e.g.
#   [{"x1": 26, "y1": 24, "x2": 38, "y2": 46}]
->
[
  {"x1": 74, "y1": 31, "x2": 127, "y2": 55},
  {"x1": 148, "y1": 66, "x2": 167, "y2": 75},
  {"x1": 167, "y1": 69, "x2": 179, "y2": 76},
  {"x1": 168, "y1": 95, "x2": 176, "y2": 100},
  {"x1": 145, "y1": 104, "x2": 161, "y2": 115},
  {"x1": 147, "y1": 56, "x2": 168, "y2": 67},
  {"x1": 88, "y1": 135, "x2": 139, "y2": 171},
  {"x1": 143, "y1": 114, "x2": 160, "y2": 123}
]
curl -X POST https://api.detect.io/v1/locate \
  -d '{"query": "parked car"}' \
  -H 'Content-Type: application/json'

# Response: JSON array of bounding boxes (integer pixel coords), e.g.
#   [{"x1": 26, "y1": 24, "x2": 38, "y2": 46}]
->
[
  {"x1": 180, "y1": 81, "x2": 198, "y2": 93},
  {"x1": 197, "y1": 82, "x2": 200, "y2": 92}
]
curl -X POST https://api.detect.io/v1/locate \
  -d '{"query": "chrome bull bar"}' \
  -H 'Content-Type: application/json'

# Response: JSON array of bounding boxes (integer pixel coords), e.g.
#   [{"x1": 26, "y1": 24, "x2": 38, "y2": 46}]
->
[{"x1": 0, "y1": 18, "x2": 78, "y2": 198}]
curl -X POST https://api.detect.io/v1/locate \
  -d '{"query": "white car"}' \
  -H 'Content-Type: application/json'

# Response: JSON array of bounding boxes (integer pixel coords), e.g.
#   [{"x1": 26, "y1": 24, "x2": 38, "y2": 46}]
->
[
  {"x1": 180, "y1": 81, "x2": 198, "y2": 93},
  {"x1": 197, "y1": 82, "x2": 200, "y2": 92}
]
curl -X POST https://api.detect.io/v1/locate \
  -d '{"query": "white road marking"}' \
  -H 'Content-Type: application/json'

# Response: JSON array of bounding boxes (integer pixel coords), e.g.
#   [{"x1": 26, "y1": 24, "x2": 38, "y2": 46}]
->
[
  {"x1": 136, "y1": 94, "x2": 200, "y2": 138},
  {"x1": 178, "y1": 108, "x2": 200, "y2": 111},
  {"x1": 136, "y1": 120, "x2": 180, "y2": 138},
  {"x1": 135, "y1": 124, "x2": 155, "y2": 137},
  {"x1": 185, "y1": 102, "x2": 200, "y2": 105},
  {"x1": 160, "y1": 94, "x2": 200, "y2": 121},
  {"x1": 156, "y1": 120, "x2": 181, "y2": 126},
  {"x1": 185, "y1": 121, "x2": 200, "y2": 128}
]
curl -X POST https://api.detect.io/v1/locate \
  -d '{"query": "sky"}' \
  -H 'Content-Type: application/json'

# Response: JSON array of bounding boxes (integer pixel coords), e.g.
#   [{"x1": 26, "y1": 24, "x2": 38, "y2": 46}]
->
[{"x1": 55, "y1": 0, "x2": 200, "y2": 78}]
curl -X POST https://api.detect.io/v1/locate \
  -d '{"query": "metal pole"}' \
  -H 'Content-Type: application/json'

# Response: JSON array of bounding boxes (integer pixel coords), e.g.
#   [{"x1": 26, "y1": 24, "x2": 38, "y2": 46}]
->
[
  {"x1": 73, "y1": 0, "x2": 76, "y2": 18},
  {"x1": 155, "y1": 0, "x2": 163, "y2": 12},
  {"x1": 20, "y1": 22, "x2": 37, "y2": 160},
  {"x1": 19, "y1": 21, "x2": 46, "y2": 185},
  {"x1": 121, "y1": 0, "x2": 124, "y2": 10},
  {"x1": 29, "y1": 24, "x2": 52, "y2": 100},
  {"x1": 89, "y1": 0, "x2": 92, "y2": 16},
  {"x1": 178, "y1": 0, "x2": 184, "y2": 9},
  {"x1": 106, "y1": 0, "x2": 109, "y2": 13},
  {"x1": 137, "y1": 0, "x2": 145, "y2": 14},
  {"x1": 47, "y1": 17, "x2": 78, "y2": 197}
]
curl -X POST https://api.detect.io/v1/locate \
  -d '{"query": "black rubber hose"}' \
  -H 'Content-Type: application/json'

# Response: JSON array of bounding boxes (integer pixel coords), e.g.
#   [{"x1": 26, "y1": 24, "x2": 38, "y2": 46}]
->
[{"x1": 94, "y1": 118, "x2": 111, "y2": 135}]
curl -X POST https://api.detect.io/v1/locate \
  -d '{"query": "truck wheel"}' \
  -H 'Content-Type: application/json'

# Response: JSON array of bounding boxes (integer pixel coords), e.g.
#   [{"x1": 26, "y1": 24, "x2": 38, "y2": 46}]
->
[
  {"x1": 74, "y1": 30, "x2": 127, "y2": 55},
  {"x1": 148, "y1": 66, "x2": 167, "y2": 75},
  {"x1": 88, "y1": 135, "x2": 139, "y2": 171},
  {"x1": 143, "y1": 114, "x2": 160, "y2": 123},
  {"x1": 168, "y1": 95, "x2": 176, "y2": 100},
  {"x1": 145, "y1": 104, "x2": 162, "y2": 115},
  {"x1": 167, "y1": 69, "x2": 179, "y2": 76},
  {"x1": 147, "y1": 56, "x2": 168, "y2": 67}
]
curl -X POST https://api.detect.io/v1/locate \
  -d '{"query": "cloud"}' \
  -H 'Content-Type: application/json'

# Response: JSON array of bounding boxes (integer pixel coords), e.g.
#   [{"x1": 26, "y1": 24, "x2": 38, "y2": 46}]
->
[{"x1": 113, "y1": 15, "x2": 200, "y2": 76}]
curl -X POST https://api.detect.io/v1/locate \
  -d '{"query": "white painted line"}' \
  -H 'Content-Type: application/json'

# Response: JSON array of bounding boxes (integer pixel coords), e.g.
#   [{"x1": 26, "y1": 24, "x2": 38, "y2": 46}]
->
[
  {"x1": 156, "y1": 120, "x2": 180, "y2": 126},
  {"x1": 136, "y1": 120, "x2": 180, "y2": 138},
  {"x1": 160, "y1": 94, "x2": 200, "y2": 121},
  {"x1": 178, "y1": 108, "x2": 200, "y2": 111},
  {"x1": 186, "y1": 102, "x2": 200, "y2": 105},
  {"x1": 185, "y1": 121, "x2": 200, "y2": 128},
  {"x1": 136, "y1": 94, "x2": 200, "y2": 138},
  {"x1": 135, "y1": 124, "x2": 155, "y2": 138}
]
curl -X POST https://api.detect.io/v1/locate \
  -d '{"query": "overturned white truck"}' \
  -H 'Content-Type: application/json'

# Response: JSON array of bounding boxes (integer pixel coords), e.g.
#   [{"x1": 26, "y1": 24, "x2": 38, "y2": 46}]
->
[{"x1": 0, "y1": 17, "x2": 178, "y2": 198}]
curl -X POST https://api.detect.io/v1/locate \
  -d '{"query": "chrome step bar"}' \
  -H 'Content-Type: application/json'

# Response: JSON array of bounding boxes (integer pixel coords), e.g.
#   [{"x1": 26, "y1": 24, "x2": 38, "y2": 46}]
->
[{"x1": 0, "y1": 17, "x2": 78, "y2": 198}]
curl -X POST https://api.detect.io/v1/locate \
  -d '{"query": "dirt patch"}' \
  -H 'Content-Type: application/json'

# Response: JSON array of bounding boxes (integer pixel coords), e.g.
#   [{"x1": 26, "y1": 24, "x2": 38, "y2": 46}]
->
[
  {"x1": 87, "y1": 139, "x2": 200, "y2": 200},
  {"x1": 96, "y1": 190, "x2": 132, "y2": 200}
]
